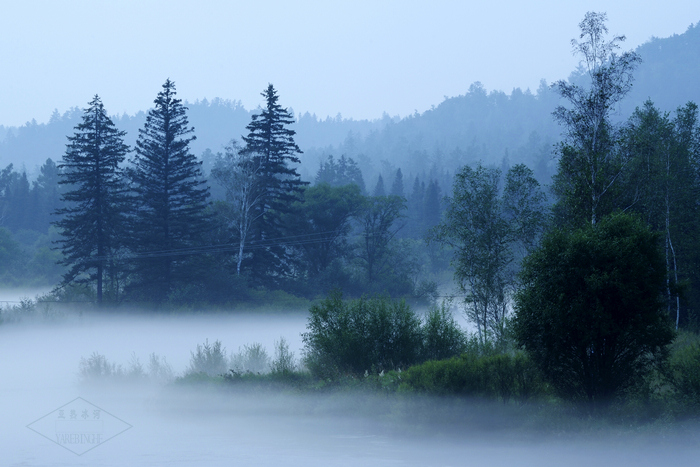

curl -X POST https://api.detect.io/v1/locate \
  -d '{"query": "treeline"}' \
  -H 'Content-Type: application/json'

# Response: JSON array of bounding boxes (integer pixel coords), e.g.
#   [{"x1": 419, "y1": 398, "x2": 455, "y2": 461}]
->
[
  {"x1": 4, "y1": 20, "x2": 699, "y2": 202},
  {"x1": 18, "y1": 80, "x2": 450, "y2": 306},
  {"x1": 61, "y1": 12, "x2": 700, "y2": 419}
]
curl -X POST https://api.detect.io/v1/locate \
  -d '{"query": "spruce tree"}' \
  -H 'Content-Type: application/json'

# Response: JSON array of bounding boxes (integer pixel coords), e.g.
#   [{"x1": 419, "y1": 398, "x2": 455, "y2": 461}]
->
[
  {"x1": 55, "y1": 96, "x2": 129, "y2": 305},
  {"x1": 241, "y1": 84, "x2": 306, "y2": 282},
  {"x1": 390, "y1": 168, "x2": 404, "y2": 198},
  {"x1": 373, "y1": 175, "x2": 386, "y2": 197},
  {"x1": 128, "y1": 79, "x2": 210, "y2": 302}
]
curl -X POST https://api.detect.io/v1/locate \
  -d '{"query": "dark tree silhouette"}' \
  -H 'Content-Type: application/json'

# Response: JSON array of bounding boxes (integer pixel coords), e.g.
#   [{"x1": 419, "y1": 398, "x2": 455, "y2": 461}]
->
[
  {"x1": 128, "y1": 79, "x2": 210, "y2": 303},
  {"x1": 55, "y1": 96, "x2": 129, "y2": 304},
  {"x1": 241, "y1": 84, "x2": 306, "y2": 283},
  {"x1": 514, "y1": 213, "x2": 674, "y2": 405}
]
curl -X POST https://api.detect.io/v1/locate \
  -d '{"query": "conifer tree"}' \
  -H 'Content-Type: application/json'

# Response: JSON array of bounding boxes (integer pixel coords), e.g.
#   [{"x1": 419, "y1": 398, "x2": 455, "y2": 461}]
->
[
  {"x1": 390, "y1": 168, "x2": 404, "y2": 198},
  {"x1": 241, "y1": 84, "x2": 306, "y2": 282},
  {"x1": 373, "y1": 175, "x2": 386, "y2": 197},
  {"x1": 55, "y1": 96, "x2": 129, "y2": 305},
  {"x1": 128, "y1": 79, "x2": 210, "y2": 302}
]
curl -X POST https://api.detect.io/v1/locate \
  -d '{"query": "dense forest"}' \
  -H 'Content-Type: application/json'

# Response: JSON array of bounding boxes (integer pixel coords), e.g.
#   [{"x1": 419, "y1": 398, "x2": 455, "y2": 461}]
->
[
  {"x1": 0, "y1": 16, "x2": 699, "y2": 330},
  {"x1": 2, "y1": 12, "x2": 700, "y2": 423}
]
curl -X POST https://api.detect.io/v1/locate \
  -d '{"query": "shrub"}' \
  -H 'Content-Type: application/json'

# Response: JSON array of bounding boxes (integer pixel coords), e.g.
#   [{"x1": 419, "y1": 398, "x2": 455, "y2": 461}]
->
[
  {"x1": 270, "y1": 337, "x2": 296, "y2": 374},
  {"x1": 422, "y1": 301, "x2": 466, "y2": 361},
  {"x1": 670, "y1": 340, "x2": 700, "y2": 408},
  {"x1": 302, "y1": 291, "x2": 422, "y2": 377},
  {"x1": 230, "y1": 342, "x2": 270, "y2": 374},
  {"x1": 514, "y1": 214, "x2": 675, "y2": 404},
  {"x1": 79, "y1": 351, "x2": 173, "y2": 383},
  {"x1": 79, "y1": 352, "x2": 119, "y2": 380},
  {"x1": 188, "y1": 339, "x2": 228, "y2": 376},
  {"x1": 402, "y1": 351, "x2": 544, "y2": 402},
  {"x1": 148, "y1": 353, "x2": 174, "y2": 383}
]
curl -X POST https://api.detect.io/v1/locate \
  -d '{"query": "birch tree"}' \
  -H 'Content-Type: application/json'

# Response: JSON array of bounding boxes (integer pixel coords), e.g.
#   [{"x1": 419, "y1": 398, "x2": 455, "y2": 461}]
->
[
  {"x1": 211, "y1": 140, "x2": 264, "y2": 275},
  {"x1": 552, "y1": 12, "x2": 641, "y2": 226},
  {"x1": 430, "y1": 163, "x2": 546, "y2": 344}
]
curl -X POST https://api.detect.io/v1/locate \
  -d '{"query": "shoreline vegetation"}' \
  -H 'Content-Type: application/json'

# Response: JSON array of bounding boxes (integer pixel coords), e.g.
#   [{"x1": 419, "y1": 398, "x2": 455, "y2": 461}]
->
[
  {"x1": 2, "y1": 290, "x2": 698, "y2": 435},
  {"x1": 7, "y1": 292, "x2": 685, "y2": 432},
  {"x1": 1, "y1": 13, "x2": 699, "y2": 445}
]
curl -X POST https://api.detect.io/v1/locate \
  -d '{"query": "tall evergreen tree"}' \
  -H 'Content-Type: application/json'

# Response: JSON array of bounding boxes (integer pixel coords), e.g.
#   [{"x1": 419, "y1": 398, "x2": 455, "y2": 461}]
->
[
  {"x1": 407, "y1": 176, "x2": 425, "y2": 238},
  {"x1": 390, "y1": 168, "x2": 404, "y2": 198},
  {"x1": 33, "y1": 158, "x2": 62, "y2": 232},
  {"x1": 55, "y1": 95, "x2": 129, "y2": 305},
  {"x1": 423, "y1": 179, "x2": 442, "y2": 233},
  {"x1": 128, "y1": 79, "x2": 210, "y2": 302},
  {"x1": 241, "y1": 84, "x2": 306, "y2": 282},
  {"x1": 315, "y1": 155, "x2": 365, "y2": 191},
  {"x1": 373, "y1": 174, "x2": 386, "y2": 197}
]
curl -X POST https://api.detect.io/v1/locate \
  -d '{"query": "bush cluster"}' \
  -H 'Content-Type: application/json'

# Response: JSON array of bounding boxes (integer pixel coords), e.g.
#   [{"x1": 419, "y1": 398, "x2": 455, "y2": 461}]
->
[
  {"x1": 79, "y1": 351, "x2": 173, "y2": 384},
  {"x1": 401, "y1": 351, "x2": 544, "y2": 403},
  {"x1": 302, "y1": 292, "x2": 465, "y2": 379},
  {"x1": 669, "y1": 332, "x2": 700, "y2": 411}
]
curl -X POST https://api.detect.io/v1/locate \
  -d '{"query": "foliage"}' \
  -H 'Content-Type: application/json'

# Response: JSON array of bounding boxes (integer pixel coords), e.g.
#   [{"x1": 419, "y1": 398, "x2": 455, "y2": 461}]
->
[
  {"x1": 422, "y1": 300, "x2": 467, "y2": 361},
  {"x1": 355, "y1": 194, "x2": 407, "y2": 287},
  {"x1": 128, "y1": 79, "x2": 211, "y2": 303},
  {"x1": 315, "y1": 155, "x2": 365, "y2": 192},
  {"x1": 210, "y1": 140, "x2": 264, "y2": 276},
  {"x1": 669, "y1": 332, "x2": 700, "y2": 409},
  {"x1": 241, "y1": 84, "x2": 307, "y2": 283},
  {"x1": 430, "y1": 163, "x2": 546, "y2": 344},
  {"x1": 622, "y1": 101, "x2": 700, "y2": 328},
  {"x1": 271, "y1": 337, "x2": 297, "y2": 375},
  {"x1": 187, "y1": 339, "x2": 228, "y2": 376},
  {"x1": 147, "y1": 353, "x2": 175, "y2": 384},
  {"x1": 54, "y1": 95, "x2": 129, "y2": 304},
  {"x1": 0, "y1": 227, "x2": 26, "y2": 284},
  {"x1": 290, "y1": 183, "x2": 363, "y2": 280},
  {"x1": 302, "y1": 291, "x2": 423, "y2": 378},
  {"x1": 514, "y1": 213, "x2": 675, "y2": 404},
  {"x1": 552, "y1": 12, "x2": 641, "y2": 226},
  {"x1": 402, "y1": 351, "x2": 544, "y2": 403},
  {"x1": 230, "y1": 342, "x2": 270, "y2": 374},
  {"x1": 79, "y1": 351, "x2": 173, "y2": 384},
  {"x1": 79, "y1": 352, "x2": 119, "y2": 380}
]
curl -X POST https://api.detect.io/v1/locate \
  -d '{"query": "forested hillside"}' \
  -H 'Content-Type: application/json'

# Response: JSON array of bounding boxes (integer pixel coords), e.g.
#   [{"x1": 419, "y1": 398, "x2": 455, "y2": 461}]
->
[
  {"x1": 0, "y1": 18, "x2": 699, "y2": 316},
  {"x1": 2, "y1": 21, "x2": 698, "y2": 185}
]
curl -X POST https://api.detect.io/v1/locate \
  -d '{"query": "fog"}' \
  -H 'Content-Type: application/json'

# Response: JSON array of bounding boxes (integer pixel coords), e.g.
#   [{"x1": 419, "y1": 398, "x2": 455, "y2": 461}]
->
[{"x1": 1, "y1": 308, "x2": 698, "y2": 466}]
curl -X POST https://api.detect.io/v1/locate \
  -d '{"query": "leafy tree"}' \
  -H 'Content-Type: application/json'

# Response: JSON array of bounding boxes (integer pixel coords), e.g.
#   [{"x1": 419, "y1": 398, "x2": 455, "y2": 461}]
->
[
  {"x1": 302, "y1": 292, "x2": 423, "y2": 377},
  {"x1": 211, "y1": 140, "x2": 264, "y2": 276},
  {"x1": 356, "y1": 194, "x2": 406, "y2": 287},
  {"x1": 513, "y1": 213, "x2": 675, "y2": 405},
  {"x1": 623, "y1": 101, "x2": 700, "y2": 328},
  {"x1": 241, "y1": 84, "x2": 307, "y2": 283},
  {"x1": 0, "y1": 227, "x2": 26, "y2": 284},
  {"x1": 552, "y1": 12, "x2": 641, "y2": 226},
  {"x1": 430, "y1": 163, "x2": 546, "y2": 344},
  {"x1": 128, "y1": 79, "x2": 210, "y2": 303},
  {"x1": 315, "y1": 155, "x2": 365, "y2": 191},
  {"x1": 290, "y1": 183, "x2": 363, "y2": 279},
  {"x1": 54, "y1": 96, "x2": 129, "y2": 304}
]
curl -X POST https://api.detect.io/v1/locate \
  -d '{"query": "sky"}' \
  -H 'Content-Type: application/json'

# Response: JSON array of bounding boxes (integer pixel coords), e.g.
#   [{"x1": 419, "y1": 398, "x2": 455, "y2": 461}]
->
[{"x1": 1, "y1": 0, "x2": 699, "y2": 127}]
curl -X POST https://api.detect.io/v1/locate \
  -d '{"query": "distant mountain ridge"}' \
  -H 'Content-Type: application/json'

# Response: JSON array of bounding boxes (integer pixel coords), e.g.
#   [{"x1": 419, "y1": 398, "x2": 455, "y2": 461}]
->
[{"x1": 1, "y1": 20, "x2": 698, "y2": 185}]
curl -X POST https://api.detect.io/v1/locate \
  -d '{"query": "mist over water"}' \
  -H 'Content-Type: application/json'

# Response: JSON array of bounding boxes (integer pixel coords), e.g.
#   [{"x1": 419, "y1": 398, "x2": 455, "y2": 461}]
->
[{"x1": 2, "y1": 308, "x2": 699, "y2": 466}]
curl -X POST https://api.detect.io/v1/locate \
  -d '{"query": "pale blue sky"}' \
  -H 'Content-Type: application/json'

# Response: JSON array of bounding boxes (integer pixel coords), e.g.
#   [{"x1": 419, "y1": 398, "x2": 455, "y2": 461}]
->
[{"x1": 1, "y1": 0, "x2": 698, "y2": 126}]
